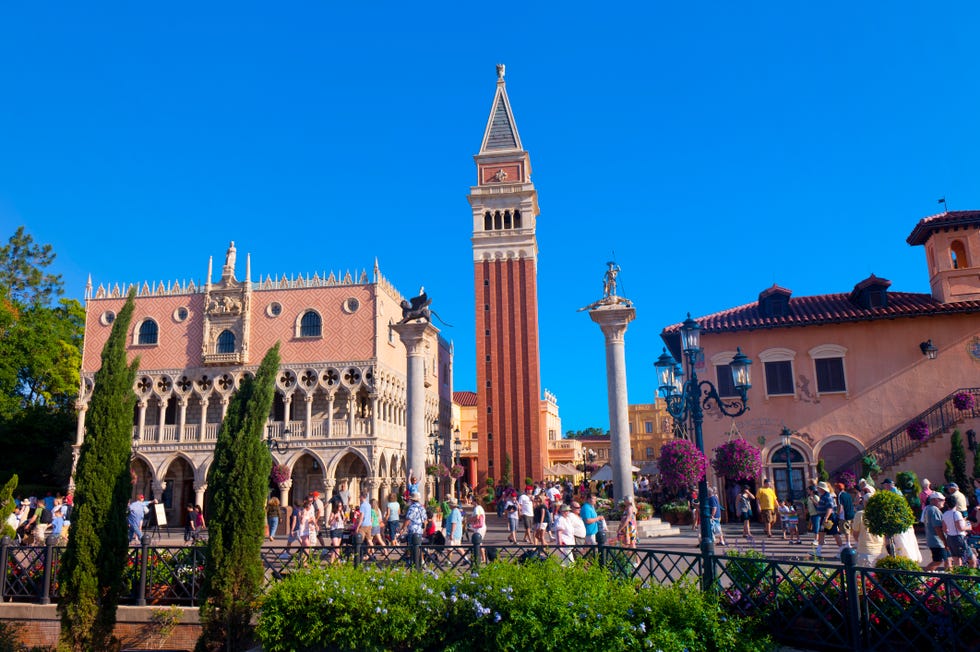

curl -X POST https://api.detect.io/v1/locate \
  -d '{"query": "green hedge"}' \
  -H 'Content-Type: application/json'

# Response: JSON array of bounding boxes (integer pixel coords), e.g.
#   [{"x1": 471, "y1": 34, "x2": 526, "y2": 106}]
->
[{"x1": 257, "y1": 561, "x2": 771, "y2": 652}]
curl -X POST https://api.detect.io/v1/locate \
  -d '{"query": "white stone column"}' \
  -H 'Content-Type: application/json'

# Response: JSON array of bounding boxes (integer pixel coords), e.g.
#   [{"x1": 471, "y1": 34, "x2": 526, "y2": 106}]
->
[
  {"x1": 346, "y1": 394, "x2": 355, "y2": 437},
  {"x1": 199, "y1": 397, "x2": 209, "y2": 439},
  {"x1": 137, "y1": 401, "x2": 147, "y2": 442},
  {"x1": 304, "y1": 394, "x2": 313, "y2": 438},
  {"x1": 193, "y1": 482, "x2": 208, "y2": 509},
  {"x1": 177, "y1": 398, "x2": 188, "y2": 442},
  {"x1": 278, "y1": 479, "x2": 293, "y2": 509},
  {"x1": 220, "y1": 397, "x2": 230, "y2": 420},
  {"x1": 325, "y1": 393, "x2": 334, "y2": 437},
  {"x1": 589, "y1": 304, "x2": 636, "y2": 503},
  {"x1": 392, "y1": 320, "x2": 440, "y2": 502},
  {"x1": 369, "y1": 394, "x2": 378, "y2": 437},
  {"x1": 75, "y1": 403, "x2": 87, "y2": 446}
]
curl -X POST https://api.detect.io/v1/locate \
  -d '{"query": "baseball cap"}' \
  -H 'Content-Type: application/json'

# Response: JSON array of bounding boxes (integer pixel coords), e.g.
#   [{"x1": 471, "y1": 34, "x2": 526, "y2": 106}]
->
[
  {"x1": 881, "y1": 478, "x2": 894, "y2": 484},
  {"x1": 929, "y1": 492, "x2": 945, "y2": 502},
  {"x1": 559, "y1": 504, "x2": 571, "y2": 512}
]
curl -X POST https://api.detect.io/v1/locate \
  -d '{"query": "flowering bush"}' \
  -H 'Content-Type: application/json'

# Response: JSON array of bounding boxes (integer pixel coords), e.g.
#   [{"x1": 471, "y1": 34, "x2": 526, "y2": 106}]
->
[
  {"x1": 658, "y1": 439, "x2": 706, "y2": 492},
  {"x1": 906, "y1": 420, "x2": 929, "y2": 442},
  {"x1": 953, "y1": 392, "x2": 975, "y2": 411},
  {"x1": 711, "y1": 439, "x2": 762, "y2": 482},
  {"x1": 256, "y1": 560, "x2": 770, "y2": 652},
  {"x1": 834, "y1": 470, "x2": 857, "y2": 490},
  {"x1": 270, "y1": 463, "x2": 290, "y2": 485}
]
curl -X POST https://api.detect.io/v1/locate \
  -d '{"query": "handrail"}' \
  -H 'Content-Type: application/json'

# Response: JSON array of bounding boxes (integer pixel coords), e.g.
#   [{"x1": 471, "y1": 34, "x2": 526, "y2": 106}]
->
[{"x1": 829, "y1": 387, "x2": 979, "y2": 480}]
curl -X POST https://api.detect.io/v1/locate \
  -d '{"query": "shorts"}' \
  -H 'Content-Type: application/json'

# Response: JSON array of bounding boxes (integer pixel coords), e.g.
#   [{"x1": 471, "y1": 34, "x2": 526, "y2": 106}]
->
[
  {"x1": 330, "y1": 528, "x2": 344, "y2": 540},
  {"x1": 930, "y1": 546, "x2": 950, "y2": 563},
  {"x1": 740, "y1": 512, "x2": 752, "y2": 523},
  {"x1": 520, "y1": 515, "x2": 533, "y2": 530},
  {"x1": 358, "y1": 525, "x2": 372, "y2": 539},
  {"x1": 508, "y1": 519, "x2": 518, "y2": 533},
  {"x1": 760, "y1": 509, "x2": 775, "y2": 524},
  {"x1": 371, "y1": 525, "x2": 381, "y2": 536},
  {"x1": 536, "y1": 522, "x2": 548, "y2": 531},
  {"x1": 947, "y1": 535, "x2": 974, "y2": 560}
]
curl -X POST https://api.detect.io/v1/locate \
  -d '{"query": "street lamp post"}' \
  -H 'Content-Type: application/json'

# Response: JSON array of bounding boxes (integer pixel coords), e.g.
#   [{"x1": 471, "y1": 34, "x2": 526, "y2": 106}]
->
[
  {"x1": 584, "y1": 448, "x2": 597, "y2": 486},
  {"x1": 429, "y1": 419, "x2": 443, "y2": 501},
  {"x1": 266, "y1": 425, "x2": 291, "y2": 455},
  {"x1": 452, "y1": 428, "x2": 462, "y2": 498},
  {"x1": 655, "y1": 314, "x2": 752, "y2": 592},
  {"x1": 780, "y1": 427, "x2": 794, "y2": 504}
]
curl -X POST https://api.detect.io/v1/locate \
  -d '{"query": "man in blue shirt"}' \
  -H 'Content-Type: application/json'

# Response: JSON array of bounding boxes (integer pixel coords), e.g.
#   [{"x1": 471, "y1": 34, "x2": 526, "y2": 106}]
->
[
  {"x1": 579, "y1": 493, "x2": 602, "y2": 544},
  {"x1": 706, "y1": 486, "x2": 726, "y2": 546},
  {"x1": 401, "y1": 491, "x2": 426, "y2": 546},
  {"x1": 128, "y1": 495, "x2": 154, "y2": 544},
  {"x1": 447, "y1": 496, "x2": 463, "y2": 546}
]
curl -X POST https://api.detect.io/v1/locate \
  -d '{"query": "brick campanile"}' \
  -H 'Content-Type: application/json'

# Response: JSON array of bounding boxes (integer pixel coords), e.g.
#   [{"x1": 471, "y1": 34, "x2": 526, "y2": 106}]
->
[{"x1": 467, "y1": 65, "x2": 546, "y2": 487}]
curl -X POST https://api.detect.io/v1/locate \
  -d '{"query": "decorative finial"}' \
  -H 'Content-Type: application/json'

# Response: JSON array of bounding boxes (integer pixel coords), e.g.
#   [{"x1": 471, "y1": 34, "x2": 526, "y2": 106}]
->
[{"x1": 496, "y1": 63, "x2": 505, "y2": 81}]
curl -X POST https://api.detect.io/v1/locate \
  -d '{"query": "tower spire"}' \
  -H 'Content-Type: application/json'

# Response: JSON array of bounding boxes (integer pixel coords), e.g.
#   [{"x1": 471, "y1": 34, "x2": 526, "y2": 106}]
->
[{"x1": 479, "y1": 63, "x2": 523, "y2": 154}]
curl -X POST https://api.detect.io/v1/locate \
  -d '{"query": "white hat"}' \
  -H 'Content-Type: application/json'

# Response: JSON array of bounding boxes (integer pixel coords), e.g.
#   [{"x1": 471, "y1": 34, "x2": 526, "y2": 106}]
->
[
  {"x1": 410, "y1": 491, "x2": 421, "y2": 501},
  {"x1": 929, "y1": 492, "x2": 945, "y2": 502}
]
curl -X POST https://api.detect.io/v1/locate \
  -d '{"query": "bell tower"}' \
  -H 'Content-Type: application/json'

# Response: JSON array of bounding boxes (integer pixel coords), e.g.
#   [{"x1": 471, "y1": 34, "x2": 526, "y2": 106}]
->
[
  {"x1": 907, "y1": 210, "x2": 980, "y2": 303},
  {"x1": 467, "y1": 65, "x2": 546, "y2": 486}
]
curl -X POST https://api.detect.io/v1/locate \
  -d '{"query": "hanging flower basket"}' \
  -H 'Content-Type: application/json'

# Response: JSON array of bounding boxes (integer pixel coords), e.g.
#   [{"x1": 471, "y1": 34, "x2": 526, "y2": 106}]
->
[
  {"x1": 953, "y1": 392, "x2": 975, "y2": 411},
  {"x1": 658, "y1": 439, "x2": 706, "y2": 492},
  {"x1": 834, "y1": 470, "x2": 857, "y2": 490},
  {"x1": 449, "y1": 464, "x2": 465, "y2": 479},
  {"x1": 425, "y1": 464, "x2": 442, "y2": 477},
  {"x1": 270, "y1": 463, "x2": 291, "y2": 485},
  {"x1": 906, "y1": 420, "x2": 929, "y2": 442},
  {"x1": 711, "y1": 439, "x2": 762, "y2": 482}
]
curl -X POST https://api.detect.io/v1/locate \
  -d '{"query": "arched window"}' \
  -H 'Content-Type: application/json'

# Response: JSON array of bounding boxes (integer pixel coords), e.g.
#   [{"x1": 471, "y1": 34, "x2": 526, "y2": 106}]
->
[
  {"x1": 217, "y1": 330, "x2": 236, "y2": 354},
  {"x1": 513, "y1": 210, "x2": 522, "y2": 229},
  {"x1": 503, "y1": 210, "x2": 512, "y2": 229},
  {"x1": 138, "y1": 319, "x2": 159, "y2": 345},
  {"x1": 950, "y1": 240, "x2": 968, "y2": 270},
  {"x1": 300, "y1": 310, "x2": 322, "y2": 337},
  {"x1": 484, "y1": 211, "x2": 493, "y2": 231}
]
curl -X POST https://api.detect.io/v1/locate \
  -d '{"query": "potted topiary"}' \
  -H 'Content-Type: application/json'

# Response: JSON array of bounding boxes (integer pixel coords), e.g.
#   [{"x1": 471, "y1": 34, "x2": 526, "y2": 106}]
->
[
  {"x1": 659, "y1": 500, "x2": 692, "y2": 525},
  {"x1": 863, "y1": 490, "x2": 915, "y2": 557}
]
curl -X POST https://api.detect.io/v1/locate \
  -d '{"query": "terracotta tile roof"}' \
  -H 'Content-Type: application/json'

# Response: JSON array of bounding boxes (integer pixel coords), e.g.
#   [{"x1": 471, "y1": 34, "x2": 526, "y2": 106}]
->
[
  {"x1": 662, "y1": 291, "x2": 980, "y2": 336},
  {"x1": 453, "y1": 391, "x2": 478, "y2": 407},
  {"x1": 906, "y1": 210, "x2": 980, "y2": 246}
]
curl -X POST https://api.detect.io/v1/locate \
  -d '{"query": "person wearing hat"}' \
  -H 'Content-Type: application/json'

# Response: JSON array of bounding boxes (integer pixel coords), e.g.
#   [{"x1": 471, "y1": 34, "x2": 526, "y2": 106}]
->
[
  {"x1": 815, "y1": 482, "x2": 843, "y2": 557},
  {"x1": 945, "y1": 483, "x2": 968, "y2": 518},
  {"x1": 941, "y1": 492, "x2": 977, "y2": 569},
  {"x1": 555, "y1": 503, "x2": 576, "y2": 565},
  {"x1": 446, "y1": 496, "x2": 463, "y2": 546},
  {"x1": 400, "y1": 491, "x2": 426, "y2": 548},
  {"x1": 880, "y1": 478, "x2": 901, "y2": 495},
  {"x1": 922, "y1": 492, "x2": 950, "y2": 571}
]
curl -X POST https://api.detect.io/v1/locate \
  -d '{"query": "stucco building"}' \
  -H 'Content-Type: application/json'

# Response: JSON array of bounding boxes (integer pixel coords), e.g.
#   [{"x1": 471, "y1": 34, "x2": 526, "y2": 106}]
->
[
  {"x1": 78, "y1": 244, "x2": 452, "y2": 525},
  {"x1": 661, "y1": 210, "x2": 980, "y2": 502}
]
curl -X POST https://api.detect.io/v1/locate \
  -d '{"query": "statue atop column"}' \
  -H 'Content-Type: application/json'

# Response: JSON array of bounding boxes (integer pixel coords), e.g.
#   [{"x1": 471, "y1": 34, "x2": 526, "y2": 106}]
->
[
  {"x1": 399, "y1": 287, "x2": 452, "y2": 326},
  {"x1": 578, "y1": 261, "x2": 633, "y2": 311},
  {"x1": 221, "y1": 241, "x2": 237, "y2": 283}
]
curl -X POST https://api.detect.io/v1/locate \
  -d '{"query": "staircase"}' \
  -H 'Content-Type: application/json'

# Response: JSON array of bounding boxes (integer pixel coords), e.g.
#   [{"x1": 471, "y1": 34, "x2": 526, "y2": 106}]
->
[{"x1": 829, "y1": 387, "x2": 979, "y2": 480}]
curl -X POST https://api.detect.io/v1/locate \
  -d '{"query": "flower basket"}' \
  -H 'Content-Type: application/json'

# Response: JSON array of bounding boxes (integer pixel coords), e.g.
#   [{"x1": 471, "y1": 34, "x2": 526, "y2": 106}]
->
[
  {"x1": 449, "y1": 464, "x2": 465, "y2": 479},
  {"x1": 270, "y1": 463, "x2": 290, "y2": 485},
  {"x1": 906, "y1": 420, "x2": 929, "y2": 442},
  {"x1": 425, "y1": 464, "x2": 442, "y2": 477},
  {"x1": 658, "y1": 439, "x2": 706, "y2": 492},
  {"x1": 834, "y1": 470, "x2": 857, "y2": 490},
  {"x1": 711, "y1": 439, "x2": 762, "y2": 482},
  {"x1": 953, "y1": 392, "x2": 975, "y2": 411}
]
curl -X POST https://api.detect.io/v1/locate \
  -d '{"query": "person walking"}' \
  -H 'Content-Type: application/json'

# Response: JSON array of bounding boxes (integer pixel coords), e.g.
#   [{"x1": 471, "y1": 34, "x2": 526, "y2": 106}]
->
[
  {"x1": 756, "y1": 478, "x2": 778, "y2": 538},
  {"x1": 921, "y1": 492, "x2": 950, "y2": 572},
  {"x1": 384, "y1": 492, "x2": 401, "y2": 543},
  {"x1": 738, "y1": 486, "x2": 755, "y2": 540},
  {"x1": 815, "y1": 482, "x2": 843, "y2": 557},
  {"x1": 836, "y1": 483, "x2": 855, "y2": 548},
  {"x1": 266, "y1": 496, "x2": 283, "y2": 542}
]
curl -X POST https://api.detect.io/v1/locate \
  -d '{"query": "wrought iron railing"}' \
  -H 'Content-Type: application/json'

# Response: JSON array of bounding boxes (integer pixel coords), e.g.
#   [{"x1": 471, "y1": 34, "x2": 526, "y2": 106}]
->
[
  {"x1": 4, "y1": 535, "x2": 979, "y2": 651},
  {"x1": 829, "y1": 387, "x2": 980, "y2": 480}
]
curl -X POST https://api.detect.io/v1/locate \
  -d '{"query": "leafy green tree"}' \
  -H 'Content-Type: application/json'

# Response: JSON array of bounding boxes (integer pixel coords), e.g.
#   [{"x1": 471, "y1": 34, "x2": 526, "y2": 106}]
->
[
  {"x1": 500, "y1": 453, "x2": 512, "y2": 488},
  {"x1": 564, "y1": 427, "x2": 611, "y2": 439},
  {"x1": 196, "y1": 344, "x2": 280, "y2": 652},
  {"x1": 949, "y1": 429, "x2": 970, "y2": 491},
  {"x1": 0, "y1": 228, "x2": 83, "y2": 488},
  {"x1": 0, "y1": 474, "x2": 18, "y2": 539},
  {"x1": 864, "y1": 490, "x2": 915, "y2": 558},
  {"x1": 58, "y1": 291, "x2": 139, "y2": 652}
]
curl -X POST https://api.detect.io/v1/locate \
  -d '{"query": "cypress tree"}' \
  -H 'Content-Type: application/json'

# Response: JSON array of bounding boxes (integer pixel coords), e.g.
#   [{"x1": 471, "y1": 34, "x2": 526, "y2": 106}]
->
[
  {"x1": 949, "y1": 429, "x2": 969, "y2": 490},
  {"x1": 196, "y1": 343, "x2": 280, "y2": 652},
  {"x1": 0, "y1": 474, "x2": 17, "y2": 539},
  {"x1": 59, "y1": 291, "x2": 139, "y2": 651}
]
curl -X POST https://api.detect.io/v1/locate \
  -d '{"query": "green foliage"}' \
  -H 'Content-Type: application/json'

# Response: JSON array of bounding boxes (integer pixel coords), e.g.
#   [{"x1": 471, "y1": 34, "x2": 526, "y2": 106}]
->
[
  {"x1": 257, "y1": 562, "x2": 770, "y2": 652},
  {"x1": 949, "y1": 429, "x2": 970, "y2": 491},
  {"x1": 0, "y1": 228, "x2": 82, "y2": 489},
  {"x1": 58, "y1": 290, "x2": 139, "y2": 652},
  {"x1": 895, "y1": 471, "x2": 922, "y2": 515},
  {"x1": 816, "y1": 459, "x2": 829, "y2": 482},
  {"x1": 861, "y1": 455, "x2": 881, "y2": 479},
  {"x1": 659, "y1": 500, "x2": 691, "y2": 515},
  {"x1": 499, "y1": 453, "x2": 512, "y2": 488},
  {"x1": 564, "y1": 427, "x2": 610, "y2": 439},
  {"x1": 196, "y1": 344, "x2": 280, "y2": 652},
  {"x1": 863, "y1": 490, "x2": 914, "y2": 539},
  {"x1": 0, "y1": 474, "x2": 17, "y2": 539},
  {"x1": 874, "y1": 555, "x2": 926, "y2": 594},
  {"x1": 725, "y1": 549, "x2": 769, "y2": 589},
  {"x1": 944, "y1": 459, "x2": 954, "y2": 484}
]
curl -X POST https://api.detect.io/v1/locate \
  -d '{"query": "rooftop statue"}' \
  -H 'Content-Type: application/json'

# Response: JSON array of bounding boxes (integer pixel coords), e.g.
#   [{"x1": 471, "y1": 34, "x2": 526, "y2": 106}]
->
[{"x1": 399, "y1": 287, "x2": 453, "y2": 326}]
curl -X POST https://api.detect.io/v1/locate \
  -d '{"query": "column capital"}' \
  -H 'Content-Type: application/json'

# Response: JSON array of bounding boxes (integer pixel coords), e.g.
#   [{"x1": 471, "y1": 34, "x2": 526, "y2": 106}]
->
[
  {"x1": 278, "y1": 479, "x2": 293, "y2": 491},
  {"x1": 391, "y1": 321, "x2": 441, "y2": 356},
  {"x1": 193, "y1": 482, "x2": 208, "y2": 493},
  {"x1": 589, "y1": 304, "x2": 636, "y2": 342}
]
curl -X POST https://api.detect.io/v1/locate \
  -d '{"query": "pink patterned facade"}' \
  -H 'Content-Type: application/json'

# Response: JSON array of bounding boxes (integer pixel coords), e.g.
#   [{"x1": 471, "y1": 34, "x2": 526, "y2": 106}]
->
[{"x1": 78, "y1": 244, "x2": 453, "y2": 526}]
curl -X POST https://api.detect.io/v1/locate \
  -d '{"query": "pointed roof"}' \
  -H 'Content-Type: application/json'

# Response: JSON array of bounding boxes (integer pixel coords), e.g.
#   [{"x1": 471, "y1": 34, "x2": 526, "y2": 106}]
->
[{"x1": 479, "y1": 65, "x2": 523, "y2": 154}]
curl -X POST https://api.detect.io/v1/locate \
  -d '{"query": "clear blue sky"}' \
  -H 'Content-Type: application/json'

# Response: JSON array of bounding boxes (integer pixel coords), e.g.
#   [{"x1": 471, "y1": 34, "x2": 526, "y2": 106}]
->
[{"x1": 2, "y1": 4, "x2": 979, "y2": 433}]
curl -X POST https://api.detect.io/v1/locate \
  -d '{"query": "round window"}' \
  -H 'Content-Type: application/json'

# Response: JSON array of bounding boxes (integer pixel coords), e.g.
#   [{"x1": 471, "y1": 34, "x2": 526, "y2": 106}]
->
[
  {"x1": 173, "y1": 306, "x2": 189, "y2": 322},
  {"x1": 267, "y1": 302, "x2": 283, "y2": 317},
  {"x1": 100, "y1": 310, "x2": 116, "y2": 326},
  {"x1": 343, "y1": 297, "x2": 360, "y2": 314}
]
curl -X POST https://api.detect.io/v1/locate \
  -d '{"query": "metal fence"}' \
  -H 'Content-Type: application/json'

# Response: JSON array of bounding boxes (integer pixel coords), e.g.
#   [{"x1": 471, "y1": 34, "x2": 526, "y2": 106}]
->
[{"x1": 3, "y1": 535, "x2": 978, "y2": 652}]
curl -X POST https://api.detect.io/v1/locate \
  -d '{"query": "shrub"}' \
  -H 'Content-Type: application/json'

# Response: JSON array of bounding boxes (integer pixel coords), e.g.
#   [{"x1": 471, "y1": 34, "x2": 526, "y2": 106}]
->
[
  {"x1": 257, "y1": 562, "x2": 771, "y2": 652},
  {"x1": 0, "y1": 475, "x2": 17, "y2": 539},
  {"x1": 863, "y1": 491, "x2": 914, "y2": 539},
  {"x1": 949, "y1": 429, "x2": 970, "y2": 491},
  {"x1": 660, "y1": 500, "x2": 691, "y2": 515},
  {"x1": 816, "y1": 459, "x2": 829, "y2": 482},
  {"x1": 895, "y1": 471, "x2": 922, "y2": 515},
  {"x1": 873, "y1": 555, "x2": 927, "y2": 596}
]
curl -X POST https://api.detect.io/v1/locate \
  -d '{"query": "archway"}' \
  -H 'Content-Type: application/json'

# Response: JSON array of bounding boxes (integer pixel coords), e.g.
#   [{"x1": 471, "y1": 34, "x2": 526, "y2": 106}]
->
[
  {"x1": 162, "y1": 457, "x2": 195, "y2": 527},
  {"x1": 818, "y1": 439, "x2": 863, "y2": 481},
  {"x1": 769, "y1": 446, "x2": 806, "y2": 503},
  {"x1": 130, "y1": 457, "x2": 153, "y2": 501},
  {"x1": 289, "y1": 453, "x2": 324, "y2": 508},
  {"x1": 333, "y1": 451, "x2": 369, "y2": 503}
]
